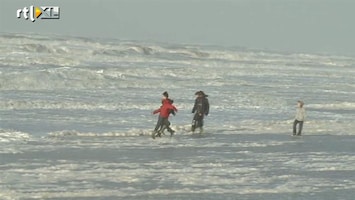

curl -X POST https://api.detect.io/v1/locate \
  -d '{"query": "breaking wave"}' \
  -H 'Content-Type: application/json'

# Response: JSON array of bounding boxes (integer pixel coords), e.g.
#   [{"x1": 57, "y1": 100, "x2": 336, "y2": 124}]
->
[
  {"x1": 1, "y1": 33, "x2": 354, "y2": 138},
  {"x1": 0, "y1": 129, "x2": 30, "y2": 143},
  {"x1": 1, "y1": 33, "x2": 354, "y2": 91},
  {"x1": 1, "y1": 33, "x2": 353, "y2": 68}
]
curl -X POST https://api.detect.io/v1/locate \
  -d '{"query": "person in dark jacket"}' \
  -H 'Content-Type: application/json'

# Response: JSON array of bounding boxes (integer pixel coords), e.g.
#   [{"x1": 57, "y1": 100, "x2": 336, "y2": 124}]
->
[
  {"x1": 191, "y1": 91, "x2": 209, "y2": 133},
  {"x1": 152, "y1": 92, "x2": 178, "y2": 139}
]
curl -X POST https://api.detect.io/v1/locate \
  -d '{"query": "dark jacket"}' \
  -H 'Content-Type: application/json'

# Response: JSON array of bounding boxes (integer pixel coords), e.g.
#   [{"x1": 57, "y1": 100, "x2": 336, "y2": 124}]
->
[{"x1": 192, "y1": 97, "x2": 209, "y2": 116}]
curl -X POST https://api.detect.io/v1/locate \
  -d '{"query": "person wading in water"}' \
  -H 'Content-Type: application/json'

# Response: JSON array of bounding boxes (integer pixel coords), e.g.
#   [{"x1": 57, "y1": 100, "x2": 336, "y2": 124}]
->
[{"x1": 191, "y1": 91, "x2": 209, "y2": 134}]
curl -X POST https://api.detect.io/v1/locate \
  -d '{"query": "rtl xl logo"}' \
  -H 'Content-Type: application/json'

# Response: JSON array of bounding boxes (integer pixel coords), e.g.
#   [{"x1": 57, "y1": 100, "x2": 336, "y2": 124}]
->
[{"x1": 17, "y1": 6, "x2": 60, "y2": 22}]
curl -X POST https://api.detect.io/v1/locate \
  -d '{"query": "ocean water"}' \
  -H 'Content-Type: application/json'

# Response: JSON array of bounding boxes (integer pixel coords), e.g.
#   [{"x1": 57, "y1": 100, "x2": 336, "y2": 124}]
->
[{"x1": 0, "y1": 33, "x2": 354, "y2": 199}]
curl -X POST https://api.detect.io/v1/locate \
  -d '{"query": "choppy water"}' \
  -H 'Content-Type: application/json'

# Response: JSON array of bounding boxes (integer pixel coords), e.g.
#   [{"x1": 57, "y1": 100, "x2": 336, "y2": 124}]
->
[{"x1": 0, "y1": 33, "x2": 354, "y2": 199}]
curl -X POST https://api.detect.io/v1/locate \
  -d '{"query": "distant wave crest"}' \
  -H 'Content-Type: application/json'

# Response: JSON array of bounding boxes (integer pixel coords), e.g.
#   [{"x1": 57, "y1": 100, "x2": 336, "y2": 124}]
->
[
  {"x1": 0, "y1": 129, "x2": 30, "y2": 143},
  {"x1": 2, "y1": 33, "x2": 352, "y2": 69}
]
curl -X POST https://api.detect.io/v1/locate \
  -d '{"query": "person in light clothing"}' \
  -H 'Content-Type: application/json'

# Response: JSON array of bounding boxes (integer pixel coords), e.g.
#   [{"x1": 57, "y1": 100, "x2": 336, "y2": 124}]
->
[{"x1": 293, "y1": 100, "x2": 306, "y2": 136}]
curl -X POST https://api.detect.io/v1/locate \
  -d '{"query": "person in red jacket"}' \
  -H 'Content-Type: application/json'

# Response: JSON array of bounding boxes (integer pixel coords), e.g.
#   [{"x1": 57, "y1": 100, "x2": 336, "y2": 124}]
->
[{"x1": 152, "y1": 92, "x2": 177, "y2": 139}]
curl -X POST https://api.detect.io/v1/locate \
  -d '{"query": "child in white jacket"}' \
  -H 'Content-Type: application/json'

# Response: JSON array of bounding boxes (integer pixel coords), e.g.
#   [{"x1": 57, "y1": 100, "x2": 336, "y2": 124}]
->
[{"x1": 293, "y1": 100, "x2": 306, "y2": 136}]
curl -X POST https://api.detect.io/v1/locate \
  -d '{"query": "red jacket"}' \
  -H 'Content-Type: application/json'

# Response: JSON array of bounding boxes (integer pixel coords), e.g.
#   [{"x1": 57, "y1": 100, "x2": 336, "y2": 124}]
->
[{"x1": 153, "y1": 99, "x2": 178, "y2": 118}]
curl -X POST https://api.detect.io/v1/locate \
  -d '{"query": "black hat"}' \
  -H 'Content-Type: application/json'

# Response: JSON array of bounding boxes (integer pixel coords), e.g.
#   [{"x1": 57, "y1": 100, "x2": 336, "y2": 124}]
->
[
  {"x1": 195, "y1": 91, "x2": 208, "y2": 97},
  {"x1": 162, "y1": 91, "x2": 169, "y2": 98}
]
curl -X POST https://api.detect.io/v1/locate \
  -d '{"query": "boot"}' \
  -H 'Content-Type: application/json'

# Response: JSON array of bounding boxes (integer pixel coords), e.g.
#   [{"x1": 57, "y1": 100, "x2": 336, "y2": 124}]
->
[
  {"x1": 151, "y1": 130, "x2": 157, "y2": 139},
  {"x1": 156, "y1": 131, "x2": 163, "y2": 137},
  {"x1": 168, "y1": 129, "x2": 175, "y2": 136},
  {"x1": 191, "y1": 124, "x2": 196, "y2": 133}
]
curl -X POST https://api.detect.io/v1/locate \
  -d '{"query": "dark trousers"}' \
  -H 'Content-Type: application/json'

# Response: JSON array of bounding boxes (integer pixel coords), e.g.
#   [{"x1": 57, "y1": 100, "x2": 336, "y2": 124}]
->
[
  {"x1": 160, "y1": 118, "x2": 174, "y2": 133},
  {"x1": 154, "y1": 116, "x2": 173, "y2": 133},
  {"x1": 154, "y1": 116, "x2": 164, "y2": 131},
  {"x1": 293, "y1": 120, "x2": 304, "y2": 135},
  {"x1": 192, "y1": 113, "x2": 204, "y2": 131}
]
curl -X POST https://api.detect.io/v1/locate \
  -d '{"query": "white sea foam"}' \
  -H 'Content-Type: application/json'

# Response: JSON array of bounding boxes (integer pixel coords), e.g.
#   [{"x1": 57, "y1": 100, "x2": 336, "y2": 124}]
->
[
  {"x1": 2, "y1": 140, "x2": 354, "y2": 199},
  {"x1": 1, "y1": 33, "x2": 355, "y2": 199},
  {"x1": 308, "y1": 102, "x2": 355, "y2": 110},
  {"x1": 46, "y1": 129, "x2": 151, "y2": 138},
  {"x1": 0, "y1": 129, "x2": 30, "y2": 143}
]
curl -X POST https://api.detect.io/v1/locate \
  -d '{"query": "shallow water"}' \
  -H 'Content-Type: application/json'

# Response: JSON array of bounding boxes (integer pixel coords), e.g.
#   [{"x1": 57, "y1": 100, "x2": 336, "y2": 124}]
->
[
  {"x1": 1, "y1": 133, "x2": 355, "y2": 200},
  {"x1": 0, "y1": 33, "x2": 354, "y2": 199}
]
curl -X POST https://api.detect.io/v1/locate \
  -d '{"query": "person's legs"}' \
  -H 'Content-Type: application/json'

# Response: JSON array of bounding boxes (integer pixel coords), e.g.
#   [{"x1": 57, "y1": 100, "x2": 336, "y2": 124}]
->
[
  {"x1": 154, "y1": 116, "x2": 163, "y2": 131},
  {"x1": 198, "y1": 116, "x2": 204, "y2": 133},
  {"x1": 164, "y1": 120, "x2": 175, "y2": 136},
  {"x1": 158, "y1": 119, "x2": 165, "y2": 132},
  {"x1": 192, "y1": 113, "x2": 199, "y2": 132},
  {"x1": 191, "y1": 119, "x2": 196, "y2": 132},
  {"x1": 293, "y1": 120, "x2": 298, "y2": 135},
  {"x1": 297, "y1": 121, "x2": 304, "y2": 136},
  {"x1": 195, "y1": 114, "x2": 202, "y2": 128},
  {"x1": 157, "y1": 125, "x2": 164, "y2": 137},
  {"x1": 158, "y1": 118, "x2": 172, "y2": 137},
  {"x1": 152, "y1": 116, "x2": 163, "y2": 138}
]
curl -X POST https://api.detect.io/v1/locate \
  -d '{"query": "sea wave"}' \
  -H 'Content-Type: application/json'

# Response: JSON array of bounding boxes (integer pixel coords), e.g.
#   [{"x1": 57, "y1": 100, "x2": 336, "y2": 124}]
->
[
  {"x1": 1, "y1": 33, "x2": 355, "y2": 138},
  {"x1": 47, "y1": 129, "x2": 147, "y2": 138},
  {"x1": 0, "y1": 129, "x2": 30, "y2": 143},
  {"x1": 1, "y1": 33, "x2": 354, "y2": 68},
  {"x1": 308, "y1": 102, "x2": 355, "y2": 110},
  {"x1": 1, "y1": 33, "x2": 354, "y2": 91}
]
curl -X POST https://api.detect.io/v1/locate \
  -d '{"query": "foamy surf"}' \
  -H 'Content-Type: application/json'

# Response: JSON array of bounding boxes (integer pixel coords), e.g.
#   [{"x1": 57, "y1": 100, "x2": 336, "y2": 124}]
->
[
  {"x1": 1, "y1": 33, "x2": 355, "y2": 199},
  {"x1": 0, "y1": 129, "x2": 30, "y2": 143}
]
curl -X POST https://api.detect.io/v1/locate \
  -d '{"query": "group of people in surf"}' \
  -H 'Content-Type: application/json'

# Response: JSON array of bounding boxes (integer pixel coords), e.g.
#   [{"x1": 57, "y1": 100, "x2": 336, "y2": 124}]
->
[
  {"x1": 152, "y1": 91, "x2": 209, "y2": 139},
  {"x1": 151, "y1": 91, "x2": 306, "y2": 139}
]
